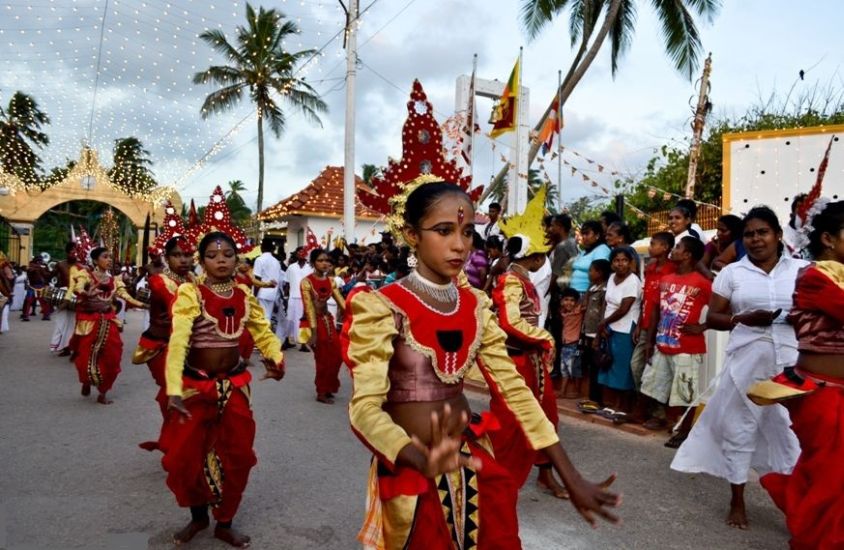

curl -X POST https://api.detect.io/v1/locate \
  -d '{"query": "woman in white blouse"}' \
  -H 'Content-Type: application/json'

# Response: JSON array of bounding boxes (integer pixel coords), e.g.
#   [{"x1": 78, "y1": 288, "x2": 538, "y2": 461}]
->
[
  {"x1": 596, "y1": 248, "x2": 641, "y2": 420},
  {"x1": 671, "y1": 206, "x2": 807, "y2": 530}
]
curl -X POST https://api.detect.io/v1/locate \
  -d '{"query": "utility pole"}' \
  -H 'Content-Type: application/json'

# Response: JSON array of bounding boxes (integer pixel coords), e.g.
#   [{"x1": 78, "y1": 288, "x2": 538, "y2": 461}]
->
[
  {"x1": 340, "y1": 0, "x2": 358, "y2": 242},
  {"x1": 556, "y1": 69, "x2": 563, "y2": 212},
  {"x1": 685, "y1": 53, "x2": 712, "y2": 198}
]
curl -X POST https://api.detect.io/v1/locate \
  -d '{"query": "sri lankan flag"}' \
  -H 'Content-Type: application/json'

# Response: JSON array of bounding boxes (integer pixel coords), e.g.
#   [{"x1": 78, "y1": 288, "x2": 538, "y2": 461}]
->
[{"x1": 489, "y1": 58, "x2": 520, "y2": 138}]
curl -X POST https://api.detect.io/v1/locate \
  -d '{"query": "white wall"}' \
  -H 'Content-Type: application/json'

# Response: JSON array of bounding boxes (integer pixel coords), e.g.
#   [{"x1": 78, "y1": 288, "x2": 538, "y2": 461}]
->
[
  {"x1": 284, "y1": 215, "x2": 386, "y2": 250},
  {"x1": 727, "y1": 129, "x2": 843, "y2": 221}
]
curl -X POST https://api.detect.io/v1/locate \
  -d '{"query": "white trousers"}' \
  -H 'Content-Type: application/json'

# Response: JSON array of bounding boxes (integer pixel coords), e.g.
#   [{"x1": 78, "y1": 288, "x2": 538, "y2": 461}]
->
[
  {"x1": 50, "y1": 307, "x2": 75, "y2": 351},
  {"x1": 0, "y1": 303, "x2": 9, "y2": 333},
  {"x1": 287, "y1": 297, "x2": 304, "y2": 344},
  {"x1": 258, "y1": 297, "x2": 289, "y2": 343}
]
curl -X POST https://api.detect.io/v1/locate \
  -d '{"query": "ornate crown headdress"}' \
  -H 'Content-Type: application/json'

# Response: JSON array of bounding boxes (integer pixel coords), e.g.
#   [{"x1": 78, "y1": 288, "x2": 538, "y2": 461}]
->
[
  {"x1": 793, "y1": 135, "x2": 836, "y2": 257},
  {"x1": 186, "y1": 186, "x2": 255, "y2": 254},
  {"x1": 149, "y1": 200, "x2": 190, "y2": 255},
  {"x1": 498, "y1": 184, "x2": 550, "y2": 258},
  {"x1": 361, "y1": 80, "x2": 483, "y2": 243}
]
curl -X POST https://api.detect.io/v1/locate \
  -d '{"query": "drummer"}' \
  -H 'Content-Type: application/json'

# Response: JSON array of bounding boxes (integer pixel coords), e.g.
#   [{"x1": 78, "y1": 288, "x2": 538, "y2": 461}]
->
[{"x1": 50, "y1": 242, "x2": 82, "y2": 355}]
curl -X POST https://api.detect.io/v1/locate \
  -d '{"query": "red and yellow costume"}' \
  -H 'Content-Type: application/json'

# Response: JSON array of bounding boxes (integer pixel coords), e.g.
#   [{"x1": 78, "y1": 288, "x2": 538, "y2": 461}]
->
[
  {"x1": 158, "y1": 281, "x2": 283, "y2": 524},
  {"x1": 490, "y1": 265, "x2": 558, "y2": 488},
  {"x1": 760, "y1": 261, "x2": 844, "y2": 550},
  {"x1": 342, "y1": 283, "x2": 559, "y2": 549},
  {"x1": 68, "y1": 268, "x2": 144, "y2": 393},
  {"x1": 132, "y1": 270, "x2": 192, "y2": 415},
  {"x1": 299, "y1": 274, "x2": 345, "y2": 396}
]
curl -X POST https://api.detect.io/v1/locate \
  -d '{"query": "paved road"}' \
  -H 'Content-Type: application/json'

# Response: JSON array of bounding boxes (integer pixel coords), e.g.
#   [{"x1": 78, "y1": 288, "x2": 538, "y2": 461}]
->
[{"x1": 0, "y1": 311, "x2": 789, "y2": 549}]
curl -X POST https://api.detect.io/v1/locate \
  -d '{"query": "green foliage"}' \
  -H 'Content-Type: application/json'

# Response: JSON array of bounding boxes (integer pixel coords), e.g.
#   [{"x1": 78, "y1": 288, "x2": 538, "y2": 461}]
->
[
  {"x1": 32, "y1": 201, "x2": 134, "y2": 262},
  {"x1": 225, "y1": 179, "x2": 253, "y2": 225},
  {"x1": 0, "y1": 91, "x2": 50, "y2": 188},
  {"x1": 109, "y1": 137, "x2": 158, "y2": 196}
]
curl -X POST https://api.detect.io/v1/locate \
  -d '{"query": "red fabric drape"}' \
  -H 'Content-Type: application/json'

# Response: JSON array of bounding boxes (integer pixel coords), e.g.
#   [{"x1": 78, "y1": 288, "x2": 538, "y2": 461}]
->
[
  {"x1": 313, "y1": 315, "x2": 342, "y2": 394},
  {"x1": 72, "y1": 312, "x2": 123, "y2": 392}
]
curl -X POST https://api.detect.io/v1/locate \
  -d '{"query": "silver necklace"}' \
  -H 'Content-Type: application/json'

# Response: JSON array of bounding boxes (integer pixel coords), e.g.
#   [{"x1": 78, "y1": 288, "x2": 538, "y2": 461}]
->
[{"x1": 405, "y1": 270, "x2": 458, "y2": 303}]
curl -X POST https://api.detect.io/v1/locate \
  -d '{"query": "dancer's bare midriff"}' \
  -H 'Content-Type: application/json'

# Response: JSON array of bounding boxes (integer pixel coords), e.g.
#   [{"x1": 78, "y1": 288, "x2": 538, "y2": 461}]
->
[
  {"x1": 384, "y1": 394, "x2": 472, "y2": 446},
  {"x1": 187, "y1": 347, "x2": 241, "y2": 376},
  {"x1": 797, "y1": 352, "x2": 844, "y2": 379}
]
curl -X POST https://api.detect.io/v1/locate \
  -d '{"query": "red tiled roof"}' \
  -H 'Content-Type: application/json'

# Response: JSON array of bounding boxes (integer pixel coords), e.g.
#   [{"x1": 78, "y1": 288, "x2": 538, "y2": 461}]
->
[{"x1": 258, "y1": 166, "x2": 383, "y2": 221}]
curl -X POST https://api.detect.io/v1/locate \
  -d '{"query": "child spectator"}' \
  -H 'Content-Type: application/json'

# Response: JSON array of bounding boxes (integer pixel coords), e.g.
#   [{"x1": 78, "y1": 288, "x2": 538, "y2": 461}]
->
[
  {"x1": 631, "y1": 232, "x2": 676, "y2": 391},
  {"x1": 577, "y1": 259, "x2": 611, "y2": 413},
  {"x1": 597, "y1": 248, "x2": 642, "y2": 423},
  {"x1": 641, "y1": 236, "x2": 712, "y2": 447},
  {"x1": 559, "y1": 287, "x2": 584, "y2": 399}
]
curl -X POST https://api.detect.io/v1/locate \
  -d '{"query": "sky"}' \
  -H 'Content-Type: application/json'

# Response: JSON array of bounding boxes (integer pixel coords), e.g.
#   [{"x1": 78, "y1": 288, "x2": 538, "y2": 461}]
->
[{"x1": 1, "y1": 0, "x2": 843, "y2": 213}]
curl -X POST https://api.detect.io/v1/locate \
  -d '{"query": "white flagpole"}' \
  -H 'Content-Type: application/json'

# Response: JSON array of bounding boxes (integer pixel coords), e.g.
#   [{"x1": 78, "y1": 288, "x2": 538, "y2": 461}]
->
[
  {"x1": 557, "y1": 69, "x2": 563, "y2": 212},
  {"x1": 469, "y1": 53, "x2": 477, "y2": 183},
  {"x1": 510, "y1": 46, "x2": 524, "y2": 214}
]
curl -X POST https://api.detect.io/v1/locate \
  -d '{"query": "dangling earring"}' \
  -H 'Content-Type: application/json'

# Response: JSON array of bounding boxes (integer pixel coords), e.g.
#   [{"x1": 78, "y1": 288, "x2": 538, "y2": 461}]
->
[{"x1": 407, "y1": 249, "x2": 418, "y2": 268}]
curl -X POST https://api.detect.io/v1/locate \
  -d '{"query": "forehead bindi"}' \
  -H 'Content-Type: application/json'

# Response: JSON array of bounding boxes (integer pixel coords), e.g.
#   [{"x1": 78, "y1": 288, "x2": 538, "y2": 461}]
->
[{"x1": 423, "y1": 196, "x2": 474, "y2": 226}]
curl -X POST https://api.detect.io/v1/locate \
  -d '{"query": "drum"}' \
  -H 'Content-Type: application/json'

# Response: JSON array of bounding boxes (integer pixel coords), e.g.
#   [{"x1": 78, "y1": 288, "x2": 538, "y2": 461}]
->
[
  {"x1": 136, "y1": 286, "x2": 151, "y2": 305},
  {"x1": 44, "y1": 287, "x2": 77, "y2": 310}
]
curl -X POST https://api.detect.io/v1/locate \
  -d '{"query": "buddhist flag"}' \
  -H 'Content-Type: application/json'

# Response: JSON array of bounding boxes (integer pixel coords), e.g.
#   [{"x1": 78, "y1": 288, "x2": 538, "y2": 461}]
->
[
  {"x1": 489, "y1": 58, "x2": 520, "y2": 139},
  {"x1": 460, "y1": 65, "x2": 478, "y2": 169},
  {"x1": 538, "y1": 99, "x2": 563, "y2": 155}
]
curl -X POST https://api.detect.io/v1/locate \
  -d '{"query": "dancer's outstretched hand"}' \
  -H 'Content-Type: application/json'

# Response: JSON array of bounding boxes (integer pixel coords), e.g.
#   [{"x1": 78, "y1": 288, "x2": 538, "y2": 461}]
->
[
  {"x1": 566, "y1": 473, "x2": 621, "y2": 527},
  {"x1": 261, "y1": 358, "x2": 285, "y2": 381},
  {"x1": 410, "y1": 404, "x2": 481, "y2": 478}
]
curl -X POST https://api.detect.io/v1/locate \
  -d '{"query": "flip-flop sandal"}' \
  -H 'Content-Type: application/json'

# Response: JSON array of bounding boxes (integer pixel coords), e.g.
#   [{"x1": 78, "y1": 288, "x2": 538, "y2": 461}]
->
[
  {"x1": 597, "y1": 408, "x2": 617, "y2": 419},
  {"x1": 611, "y1": 412, "x2": 629, "y2": 425},
  {"x1": 577, "y1": 401, "x2": 600, "y2": 414}
]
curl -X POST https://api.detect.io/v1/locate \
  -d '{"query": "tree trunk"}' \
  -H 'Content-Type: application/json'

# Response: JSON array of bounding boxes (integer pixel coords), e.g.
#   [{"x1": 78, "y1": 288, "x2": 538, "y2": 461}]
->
[
  {"x1": 256, "y1": 111, "x2": 265, "y2": 214},
  {"x1": 484, "y1": 0, "x2": 623, "y2": 203}
]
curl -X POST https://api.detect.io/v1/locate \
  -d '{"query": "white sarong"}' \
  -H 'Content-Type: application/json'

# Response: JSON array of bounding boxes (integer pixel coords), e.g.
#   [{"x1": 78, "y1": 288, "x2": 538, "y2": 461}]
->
[
  {"x1": 287, "y1": 296, "x2": 304, "y2": 344},
  {"x1": 670, "y1": 338, "x2": 800, "y2": 484},
  {"x1": 50, "y1": 302, "x2": 75, "y2": 352}
]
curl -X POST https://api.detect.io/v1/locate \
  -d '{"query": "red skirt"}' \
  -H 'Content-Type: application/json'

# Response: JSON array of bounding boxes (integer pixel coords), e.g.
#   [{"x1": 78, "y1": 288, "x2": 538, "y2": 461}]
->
[
  {"x1": 487, "y1": 352, "x2": 559, "y2": 488},
  {"x1": 159, "y1": 370, "x2": 256, "y2": 523},
  {"x1": 362, "y1": 426, "x2": 521, "y2": 549},
  {"x1": 761, "y1": 382, "x2": 844, "y2": 550},
  {"x1": 72, "y1": 312, "x2": 123, "y2": 393},
  {"x1": 133, "y1": 334, "x2": 168, "y2": 416},
  {"x1": 313, "y1": 314, "x2": 342, "y2": 395}
]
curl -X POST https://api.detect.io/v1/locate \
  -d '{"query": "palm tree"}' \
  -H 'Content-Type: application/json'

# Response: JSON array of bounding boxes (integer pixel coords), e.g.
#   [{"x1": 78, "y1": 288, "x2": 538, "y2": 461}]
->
[
  {"x1": 0, "y1": 91, "x2": 50, "y2": 188},
  {"x1": 486, "y1": 0, "x2": 720, "y2": 197},
  {"x1": 193, "y1": 3, "x2": 328, "y2": 214},
  {"x1": 361, "y1": 163, "x2": 382, "y2": 186},
  {"x1": 225, "y1": 179, "x2": 253, "y2": 224},
  {"x1": 109, "y1": 137, "x2": 157, "y2": 196}
]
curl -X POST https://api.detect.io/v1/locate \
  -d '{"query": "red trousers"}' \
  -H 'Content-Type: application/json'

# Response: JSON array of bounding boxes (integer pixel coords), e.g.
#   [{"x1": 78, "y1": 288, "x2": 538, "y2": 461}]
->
[
  {"x1": 761, "y1": 383, "x2": 844, "y2": 550},
  {"x1": 134, "y1": 334, "x2": 168, "y2": 415},
  {"x1": 159, "y1": 371, "x2": 257, "y2": 523},
  {"x1": 72, "y1": 312, "x2": 123, "y2": 393},
  {"x1": 487, "y1": 352, "x2": 558, "y2": 488},
  {"x1": 313, "y1": 315, "x2": 342, "y2": 395}
]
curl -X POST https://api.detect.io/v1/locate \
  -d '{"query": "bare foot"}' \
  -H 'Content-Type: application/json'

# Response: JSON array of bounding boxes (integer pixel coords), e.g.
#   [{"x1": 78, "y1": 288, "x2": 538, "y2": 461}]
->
[
  {"x1": 173, "y1": 518, "x2": 209, "y2": 544},
  {"x1": 96, "y1": 393, "x2": 113, "y2": 405},
  {"x1": 316, "y1": 394, "x2": 334, "y2": 404},
  {"x1": 81, "y1": 383, "x2": 91, "y2": 396},
  {"x1": 537, "y1": 470, "x2": 570, "y2": 500},
  {"x1": 726, "y1": 501, "x2": 748, "y2": 529},
  {"x1": 214, "y1": 525, "x2": 251, "y2": 548}
]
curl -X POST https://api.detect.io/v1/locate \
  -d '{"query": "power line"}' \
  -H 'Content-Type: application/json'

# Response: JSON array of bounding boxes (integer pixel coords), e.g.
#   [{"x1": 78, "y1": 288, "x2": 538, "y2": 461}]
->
[{"x1": 87, "y1": 0, "x2": 110, "y2": 144}]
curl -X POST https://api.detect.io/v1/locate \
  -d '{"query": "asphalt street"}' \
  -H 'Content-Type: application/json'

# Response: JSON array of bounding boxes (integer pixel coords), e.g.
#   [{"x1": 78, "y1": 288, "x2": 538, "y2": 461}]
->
[{"x1": 0, "y1": 311, "x2": 789, "y2": 549}]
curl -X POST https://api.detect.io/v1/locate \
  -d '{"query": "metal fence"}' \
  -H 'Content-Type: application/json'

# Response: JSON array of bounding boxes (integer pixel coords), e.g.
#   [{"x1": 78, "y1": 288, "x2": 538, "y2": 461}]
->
[
  {"x1": 646, "y1": 199, "x2": 722, "y2": 235},
  {"x1": 0, "y1": 216, "x2": 22, "y2": 264}
]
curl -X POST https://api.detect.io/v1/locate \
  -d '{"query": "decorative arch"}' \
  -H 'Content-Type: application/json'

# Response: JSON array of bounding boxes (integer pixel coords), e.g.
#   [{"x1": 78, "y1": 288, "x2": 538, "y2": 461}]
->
[{"x1": 0, "y1": 147, "x2": 181, "y2": 264}]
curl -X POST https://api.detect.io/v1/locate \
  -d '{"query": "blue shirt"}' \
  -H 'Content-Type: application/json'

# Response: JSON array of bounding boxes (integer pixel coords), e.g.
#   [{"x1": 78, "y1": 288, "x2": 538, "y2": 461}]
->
[{"x1": 571, "y1": 244, "x2": 611, "y2": 293}]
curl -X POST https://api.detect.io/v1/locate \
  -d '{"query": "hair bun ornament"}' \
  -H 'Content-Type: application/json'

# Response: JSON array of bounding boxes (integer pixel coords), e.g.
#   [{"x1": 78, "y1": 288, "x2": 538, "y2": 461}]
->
[
  {"x1": 794, "y1": 135, "x2": 836, "y2": 257},
  {"x1": 149, "y1": 200, "x2": 188, "y2": 256},
  {"x1": 187, "y1": 186, "x2": 254, "y2": 256},
  {"x1": 498, "y1": 184, "x2": 551, "y2": 257},
  {"x1": 360, "y1": 80, "x2": 483, "y2": 244}
]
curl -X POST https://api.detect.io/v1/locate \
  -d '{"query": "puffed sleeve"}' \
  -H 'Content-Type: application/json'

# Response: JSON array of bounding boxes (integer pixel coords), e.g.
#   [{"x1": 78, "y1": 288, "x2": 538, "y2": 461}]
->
[
  {"x1": 165, "y1": 283, "x2": 202, "y2": 396},
  {"x1": 299, "y1": 277, "x2": 316, "y2": 343},
  {"x1": 115, "y1": 277, "x2": 145, "y2": 307},
  {"x1": 69, "y1": 269, "x2": 90, "y2": 300},
  {"x1": 342, "y1": 289, "x2": 409, "y2": 470},
  {"x1": 473, "y1": 289, "x2": 560, "y2": 450},
  {"x1": 491, "y1": 273, "x2": 554, "y2": 349},
  {"x1": 712, "y1": 263, "x2": 735, "y2": 301},
  {"x1": 243, "y1": 286, "x2": 283, "y2": 365}
]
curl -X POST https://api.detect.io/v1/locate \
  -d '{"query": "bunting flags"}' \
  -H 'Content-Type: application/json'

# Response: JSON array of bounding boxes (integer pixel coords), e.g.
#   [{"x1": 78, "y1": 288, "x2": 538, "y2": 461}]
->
[{"x1": 489, "y1": 58, "x2": 520, "y2": 139}]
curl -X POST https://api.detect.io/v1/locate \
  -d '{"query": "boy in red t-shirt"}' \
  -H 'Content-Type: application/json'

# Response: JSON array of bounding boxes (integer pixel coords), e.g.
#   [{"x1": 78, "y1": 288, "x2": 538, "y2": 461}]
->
[{"x1": 641, "y1": 236, "x2": 711, "y2": 447}]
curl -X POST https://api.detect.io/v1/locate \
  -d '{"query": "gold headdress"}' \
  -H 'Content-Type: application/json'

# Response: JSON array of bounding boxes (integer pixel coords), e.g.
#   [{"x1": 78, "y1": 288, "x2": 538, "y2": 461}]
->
[
  {"x1": 386, "y1": 174, "x2": 447, "y2": 245},
  {"x1": 498, "y1": 184, "x2": 550, "y2": 258}
]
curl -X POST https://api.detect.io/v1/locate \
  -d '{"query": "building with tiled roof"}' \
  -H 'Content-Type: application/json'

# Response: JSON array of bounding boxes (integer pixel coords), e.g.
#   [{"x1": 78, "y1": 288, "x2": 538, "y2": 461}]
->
[{"x1": 258, "y1": 166, "x2": 386, "y2": 248}]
